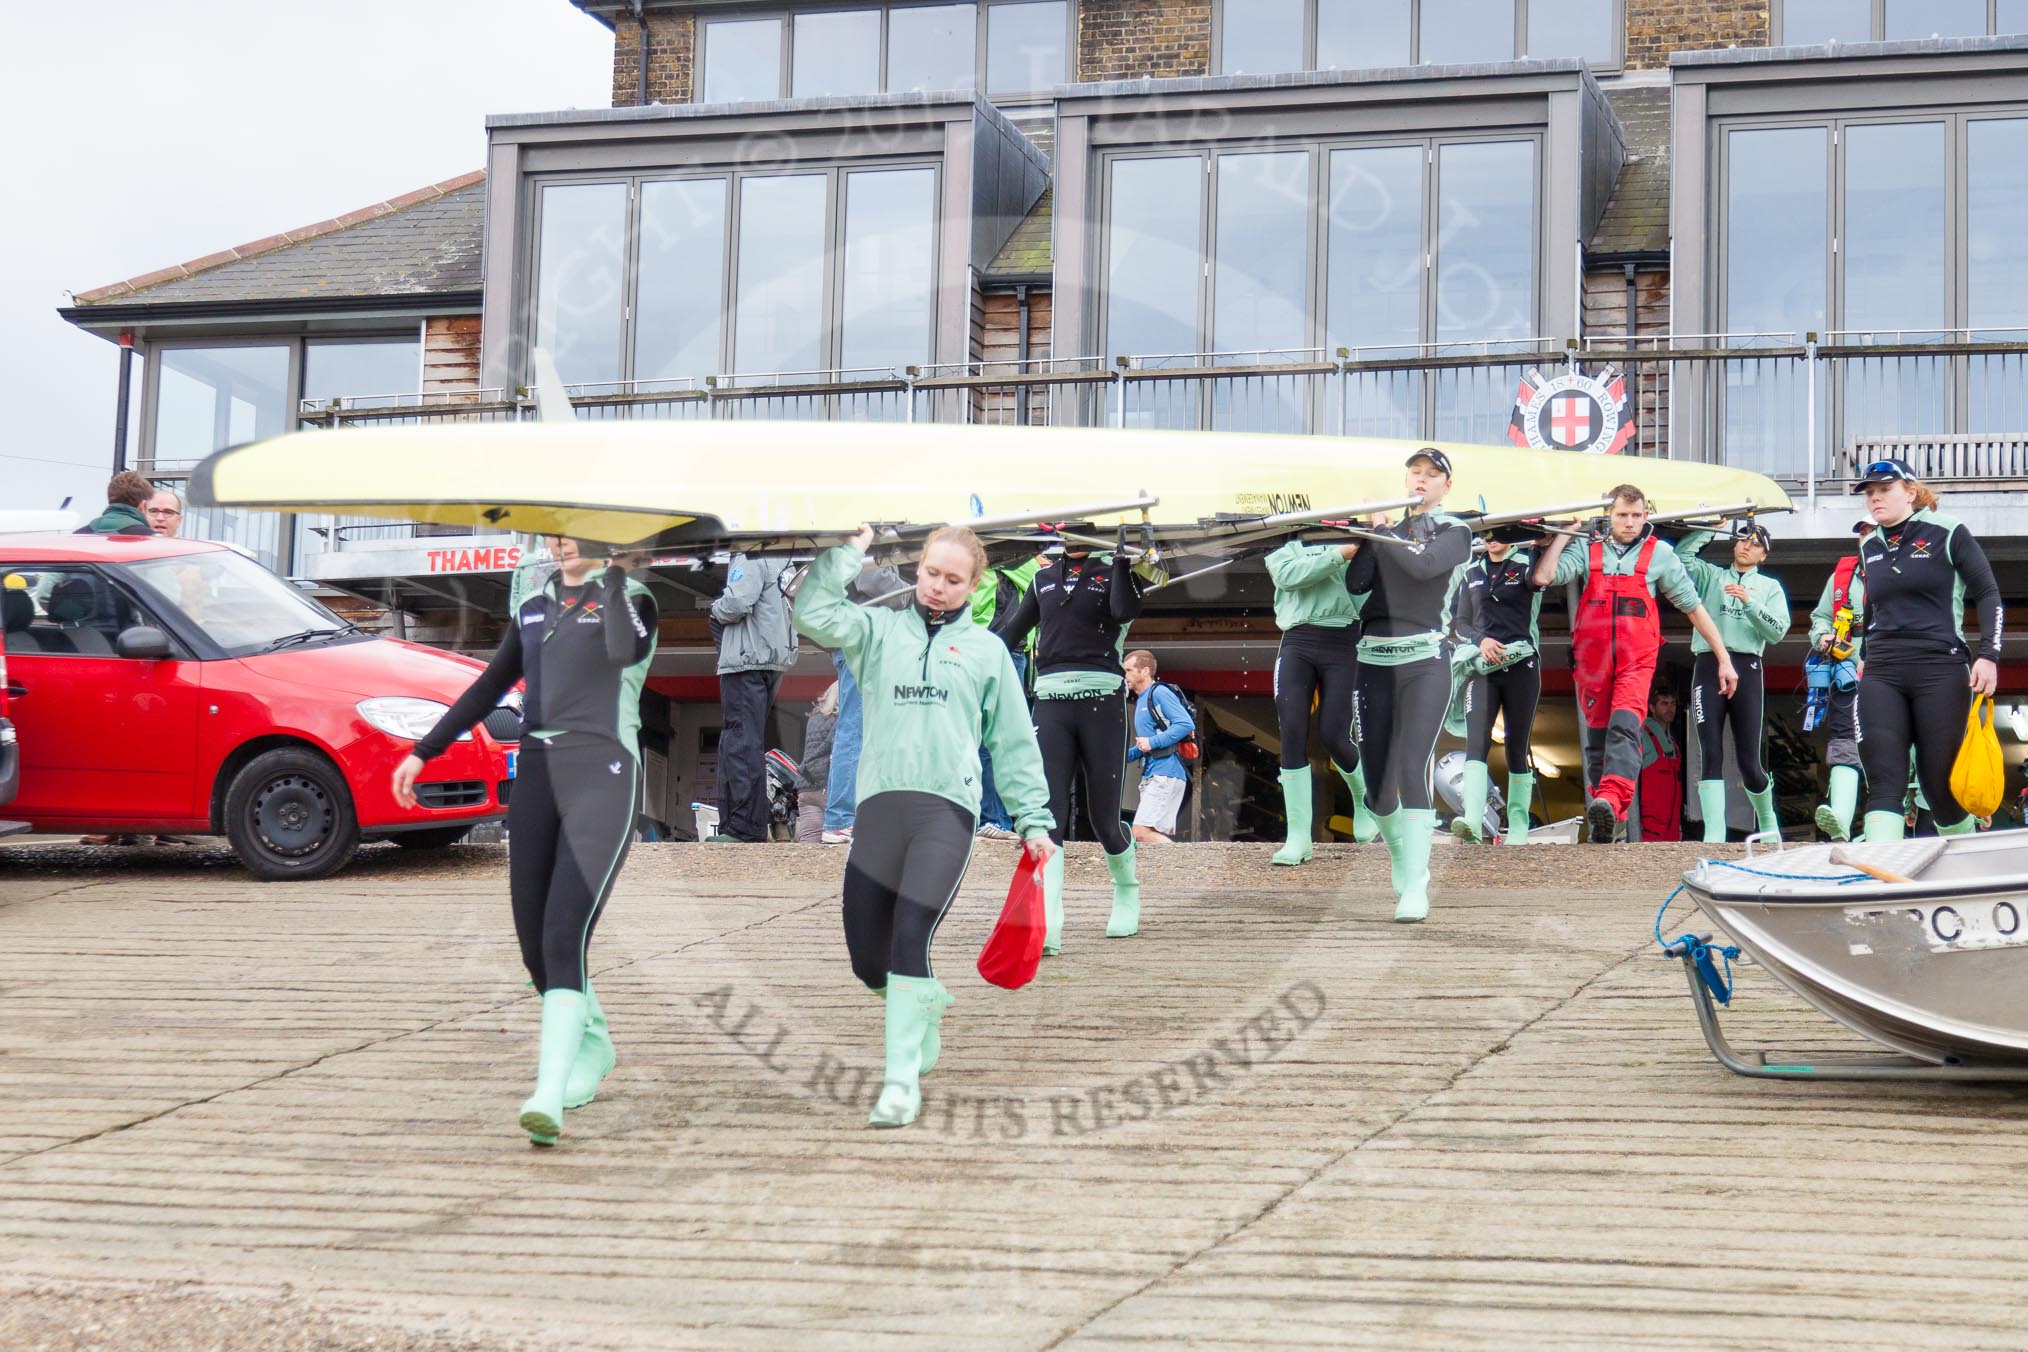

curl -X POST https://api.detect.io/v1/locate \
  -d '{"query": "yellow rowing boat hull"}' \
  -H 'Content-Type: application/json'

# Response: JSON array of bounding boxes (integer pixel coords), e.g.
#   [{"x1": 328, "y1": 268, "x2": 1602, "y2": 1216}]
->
[{"x1": 190, "y1": 421, "x2": 1792, "y2": 548}]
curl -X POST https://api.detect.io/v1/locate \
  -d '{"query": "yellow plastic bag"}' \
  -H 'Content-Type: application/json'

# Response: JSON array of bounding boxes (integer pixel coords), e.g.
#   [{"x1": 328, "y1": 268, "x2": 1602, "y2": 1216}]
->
[{"x1": 1950, "y1": 693, "x2": 2005, "y2": 819}]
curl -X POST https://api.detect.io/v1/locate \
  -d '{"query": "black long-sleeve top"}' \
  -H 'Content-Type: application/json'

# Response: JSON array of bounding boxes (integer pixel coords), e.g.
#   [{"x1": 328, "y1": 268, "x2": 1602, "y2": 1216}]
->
[
  {"x1": 416, "y1": 565, "x2": 657, "y2": 761},
  {"x1": 991, "y1": 551, "x2": 1145, "y2": 678},
  {"x1": 1341, "y1": 511, "x2": 1476, "y2": 639},
  {"x1": 1856, "y1": 508, "x2": 2004, "y2": 665},
  {"x1": 1451, "y1": 548, "x2": 1544, "y2": 648}
]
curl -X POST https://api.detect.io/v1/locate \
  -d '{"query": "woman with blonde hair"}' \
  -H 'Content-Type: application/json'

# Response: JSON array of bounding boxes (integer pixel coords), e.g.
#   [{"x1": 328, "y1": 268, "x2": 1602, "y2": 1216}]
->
[
  {"x1": 1849, "y1": 460, "x2": 2003, "y2": 839},
  {"x1": 794, "y1": 524, "x2": 1054, "y2": 1129}
]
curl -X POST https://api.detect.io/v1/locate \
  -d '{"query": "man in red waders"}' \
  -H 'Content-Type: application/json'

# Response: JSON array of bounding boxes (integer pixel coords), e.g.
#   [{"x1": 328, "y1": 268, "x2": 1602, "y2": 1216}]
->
[
  {"x1": 1535, "y1": 484, "x2": 1737, "y2": 844},
  {"x1": 1637, "y1": 684, "x2": 1684, "y2": 841}
]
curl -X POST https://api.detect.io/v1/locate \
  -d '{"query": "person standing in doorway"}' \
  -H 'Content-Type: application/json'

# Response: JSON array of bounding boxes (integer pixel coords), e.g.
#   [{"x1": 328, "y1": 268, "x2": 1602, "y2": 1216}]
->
[
  {"x1": 1638, "y1": 684, "x2": 1685, "y2": 842},
  {"x1": 1533, "y1": 485, "x2": 1738, "y2": 845},
  {"x1": 1124, "y1": 650, "x2": 1195, "y2": 845},
  {"x1": 710, "y1": 553, "x2": 795, "y2": 843}
]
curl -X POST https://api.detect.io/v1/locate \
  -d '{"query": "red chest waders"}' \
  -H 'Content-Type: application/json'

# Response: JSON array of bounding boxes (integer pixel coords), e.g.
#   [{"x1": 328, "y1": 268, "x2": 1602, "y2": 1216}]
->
[
  {"x1": 1570, "y1": 536, "x2": 1663, "y2": 819},
  {"x1": 1639, "y1": 727, "x2": 1683, "y2": 842}
]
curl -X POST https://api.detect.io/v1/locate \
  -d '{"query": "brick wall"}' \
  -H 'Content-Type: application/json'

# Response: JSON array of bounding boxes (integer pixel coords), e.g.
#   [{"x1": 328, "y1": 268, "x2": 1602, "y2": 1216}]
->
[
  {"x1": 611, "y1": 10, "x2": 694, "y2": 107},
  {"x1": 1624, "y1": 0, "x2": 1768, "y2": 71},
  {"x1": 1078, "y1": 0, "x2": 1211, "y2": 82}
]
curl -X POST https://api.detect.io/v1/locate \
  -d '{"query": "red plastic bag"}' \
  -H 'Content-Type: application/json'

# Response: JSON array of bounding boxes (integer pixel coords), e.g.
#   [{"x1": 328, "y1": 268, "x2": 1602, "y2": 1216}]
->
[{"x1": 976, "y1": 850, "x2": 1046, "y2": 990}]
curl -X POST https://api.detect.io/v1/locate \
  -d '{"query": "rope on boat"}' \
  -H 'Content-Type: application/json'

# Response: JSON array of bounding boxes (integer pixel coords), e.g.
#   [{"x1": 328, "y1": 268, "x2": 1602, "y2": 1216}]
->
[
  {"x1": 1656, "y1": 863, "x2": 1871, "y2": 1007},
  {"x1": 1654, "y1": 884, "x2": 1742, "y2": 1006}
]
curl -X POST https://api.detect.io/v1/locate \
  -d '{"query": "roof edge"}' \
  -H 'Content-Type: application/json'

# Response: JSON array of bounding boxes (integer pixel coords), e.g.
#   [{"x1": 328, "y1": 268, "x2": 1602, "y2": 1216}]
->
[
  {"x1": 71, "y1": 169, "x2": 487, "y2": 307},
  {"x1": 59, "y1": 289, "x2": 484, "y2": 336}
]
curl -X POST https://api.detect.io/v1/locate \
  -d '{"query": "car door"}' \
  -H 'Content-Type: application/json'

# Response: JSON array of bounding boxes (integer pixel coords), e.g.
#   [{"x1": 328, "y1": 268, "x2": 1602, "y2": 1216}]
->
[{"x1": 2, "y1": 564, "x2": 202, "y2": 823}]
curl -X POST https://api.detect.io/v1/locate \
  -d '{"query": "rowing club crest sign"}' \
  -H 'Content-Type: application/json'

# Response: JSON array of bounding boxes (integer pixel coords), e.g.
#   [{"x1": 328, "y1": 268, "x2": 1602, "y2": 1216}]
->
[{"x1": 1506, "y1": 364, "x2": 1635, "y2": 455}]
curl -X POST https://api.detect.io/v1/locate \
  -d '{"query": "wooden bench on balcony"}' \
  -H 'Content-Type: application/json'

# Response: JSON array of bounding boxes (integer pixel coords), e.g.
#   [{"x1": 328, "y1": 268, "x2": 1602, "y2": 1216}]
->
[{"x1": 1841, "y1": 435, "x2": 2028, "y2": 489}]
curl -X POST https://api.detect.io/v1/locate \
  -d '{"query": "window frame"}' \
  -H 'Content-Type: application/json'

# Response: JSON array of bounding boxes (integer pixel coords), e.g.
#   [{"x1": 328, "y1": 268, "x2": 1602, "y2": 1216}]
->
[
  {"x1": 696, "y1": 1, "x2": 1079, "y2": 107},
  {"x1": 1, "y1": 563, "x2": 194, "y2": 662},
  {"x1": 1771, "y1": 0, "x2": 2025, "y2": 43},
  {"x1": 1209, "y1": 0, "x2": 1625, "y2": 77},
  {"x1": 523, "y1": 157, "x2": 945, "y2": 391},
  {"x1": 1092, "y1": 129, "x2": 1546, "y2": 432}
]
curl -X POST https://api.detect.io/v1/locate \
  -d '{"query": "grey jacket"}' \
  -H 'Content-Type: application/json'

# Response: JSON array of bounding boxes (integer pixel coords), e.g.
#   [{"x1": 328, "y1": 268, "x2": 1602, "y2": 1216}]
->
[
  {"x1": 711, "y1": 554, "x2": 796, "y2": 674},
  {"x1": 796, "y1": 706, "x2": 836, "y2": 793}
]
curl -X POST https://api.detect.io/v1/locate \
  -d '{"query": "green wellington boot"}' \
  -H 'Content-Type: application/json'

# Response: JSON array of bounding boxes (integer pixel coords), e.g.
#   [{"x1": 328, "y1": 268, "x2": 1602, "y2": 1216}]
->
[
  {"x1": 1698, "y1": 781, "x2": 1729, "y2": 845},
  {"x1": 562, "y1": 983, "x2": 615, "y2": 1110},
  {"x1": 1863, "y1": 810, "x2": 1906, "y2": 843},
  {"x1": 1450, "y1": 760, "x2": 1490, "y2": 842},
  {"x1": 868, "y1": 975, "x2": 938, "y2": 1128},
  {"x1": 1041, "y1": 847, "x2": 1066, "y2": 956},
  {"x1": 1813, "y1": 765, "x2": 1860, "y2": 842},
  {"x1": 1939, "y1": 815, "x2": 1979, "y2": 837},
  {"x1": 917, "y1": 980, "x2": 956, "y2": 1075},
  {"x1": 1104, "y1": 843, "x2": 1141, "y2": 937},
  {"x1": 1337, "y1": 762, "x2": 1380, "y2": 843},
  {"x1": 1394, "y1": 809, "x2": 1436, "y2": 923},
  {"x1": 519, "y1": 988, "x2": 590, "y2": 1146},
  {"x1": 1372, "y1": 809, "x2": 1404, "y2": 898},
  {"x1": 1271, "y1": 768, "x2": 1314, "y2": 866},
  {"x1": 1504, "y1": 771, "x2": 1535, "y2": 845},
  {"x1": 1746, "y1": 784, "x2": 1779, "y2": 838}
]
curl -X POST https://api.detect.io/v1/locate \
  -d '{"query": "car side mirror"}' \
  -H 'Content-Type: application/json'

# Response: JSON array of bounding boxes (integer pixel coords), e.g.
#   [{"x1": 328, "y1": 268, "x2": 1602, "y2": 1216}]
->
[{"x1": 115, "y1": 626, "x2": 173, "y2": 661}]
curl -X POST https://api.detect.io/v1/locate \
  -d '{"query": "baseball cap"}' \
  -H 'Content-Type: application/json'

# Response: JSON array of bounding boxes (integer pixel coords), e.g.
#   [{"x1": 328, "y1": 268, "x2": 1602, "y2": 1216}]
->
[
  {"x1": 1405, "y1": 447, "x2": 1453, "y2": 477},
  {"x1": 1851, "y1": 519, "x2": 1874, "y2": 536},
  {"x1": 1849, "y1": 458, "x2": 1917, "y2": 493},
  {"x1": 1737, "y1": 523, "x2": 1772, "y2": 552}
]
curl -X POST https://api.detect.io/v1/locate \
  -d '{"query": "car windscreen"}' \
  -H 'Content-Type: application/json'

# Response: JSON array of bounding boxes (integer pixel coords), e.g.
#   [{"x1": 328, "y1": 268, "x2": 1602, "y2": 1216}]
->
[{"x1": 126, "y1": 550, "x2": 347, "y2": 657}]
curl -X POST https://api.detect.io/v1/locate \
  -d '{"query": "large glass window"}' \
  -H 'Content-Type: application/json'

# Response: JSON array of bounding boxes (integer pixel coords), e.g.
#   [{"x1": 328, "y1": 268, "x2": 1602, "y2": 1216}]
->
[
  {"x1": 1327, "y1": 144, "x2": 1425, "y2": 435},
  {"x1": 701, "y1": 18, "x2": 783, "y2": 104},
  {"x1": 301, "y1": 339, "x2": 420, "y2": 405},
  {"x1": 1780, "y1": 0, "x2": 2024, "y2": 41},
  {"x1": 1779, "y1": 0, "x2": 1869, "y2": 44},
  {"x1": 1843, "y1": 122, "x2": 1950, "y2": 439},
  {"x1": 1221, "y1": 0, "x2": 1306, "y2": 75},
  {"x1": 154, "y1": 345, "x2": 290, "y2": 465},
  {"x1": 839, "y1": 168, "x2": 938, "y2": 371},
  {"x1": 636, "y1": 179, "x2": 729, "y2": 383},
  {"x1": 888, "y1": 3, "x2": 978, "y2": 91},
  {"x1": 533, "y1": 182, "x2": 627, "y2": 386},
  {"x1": 1219, "y1": 0, "x2": 1617, "y2": 72},
  {"x1": 1421, "y1": 0, "x2": 1517, "y2": 65},
  {"x1": 1103, "y1": 135, "x2": 1539, "y2": 434},
  {"x1": 1883, "y1": 0, "x2": 1986, "y2": 39},
  {"x1": 986, "y1": 1, "x2": 1068, "y2": 95},
  {"x1": 1317, "y1": 0, "x2": 1412, "y2": 68},
  {"x1": 733, "y1": 175, "x2": 830, "y2": 376},
  {"x1": 1967, "y1": 118, "x2": 2028, "y2": 430},
  {"x1": 1722, "y1": 126, "x2": 1827, "y2": 477},
  {"x1": 792, "y1": 9, "x2": 882, "y2": 97}
]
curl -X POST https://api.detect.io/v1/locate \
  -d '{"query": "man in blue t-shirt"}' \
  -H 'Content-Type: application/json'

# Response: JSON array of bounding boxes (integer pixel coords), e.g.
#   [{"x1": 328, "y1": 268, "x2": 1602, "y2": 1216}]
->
[{"x1": 1124, "y1": 650, "x2": 1195, "y2": 844}]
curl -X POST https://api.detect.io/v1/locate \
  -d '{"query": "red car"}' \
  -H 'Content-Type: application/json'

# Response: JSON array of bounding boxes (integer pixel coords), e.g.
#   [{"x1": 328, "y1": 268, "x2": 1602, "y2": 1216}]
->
[{"x1": 0, "y1": 533, "x2": 517, "y2": 879}]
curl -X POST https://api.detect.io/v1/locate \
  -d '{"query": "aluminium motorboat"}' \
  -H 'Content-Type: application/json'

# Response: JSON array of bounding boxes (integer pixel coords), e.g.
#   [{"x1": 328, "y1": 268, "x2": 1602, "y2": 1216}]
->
[{"x1": 1669, "y1": 833, "x2": 2028, "y2": 1082}]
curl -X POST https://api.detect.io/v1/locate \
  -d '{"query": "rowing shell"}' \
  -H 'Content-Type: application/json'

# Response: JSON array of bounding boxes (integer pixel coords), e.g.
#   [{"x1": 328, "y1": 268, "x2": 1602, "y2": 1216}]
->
[{"x1": 189, "y1": 421, "x2": 1792, "y2": 554}]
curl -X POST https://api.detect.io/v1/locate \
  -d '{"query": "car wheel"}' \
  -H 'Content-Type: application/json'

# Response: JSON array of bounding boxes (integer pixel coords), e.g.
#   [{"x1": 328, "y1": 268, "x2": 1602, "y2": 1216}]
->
[
  {"x1": 224, "y1": 747, "x2": 360, "y2": 881},
  {"x1": 389, "y1": 826, "x2": 473, "y2": 850}
]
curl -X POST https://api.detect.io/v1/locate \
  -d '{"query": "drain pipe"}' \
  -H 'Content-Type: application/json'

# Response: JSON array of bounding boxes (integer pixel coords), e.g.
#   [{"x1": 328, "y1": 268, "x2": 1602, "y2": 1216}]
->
[
  {"x1": 1015, "y1": 284, "x2": 1032, "y2": 425},
  {"x1": 112, "y1": 331, "x2": 135, "y2": 472},
  {"x1": 632, "y1": 0, "x2": 649, "y2": 105}
]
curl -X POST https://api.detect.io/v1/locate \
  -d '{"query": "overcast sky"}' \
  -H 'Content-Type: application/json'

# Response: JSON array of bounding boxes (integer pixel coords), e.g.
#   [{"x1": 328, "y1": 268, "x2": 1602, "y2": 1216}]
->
[{"x1": 0, "y1": 0, "x2": 614, "y2": 512}]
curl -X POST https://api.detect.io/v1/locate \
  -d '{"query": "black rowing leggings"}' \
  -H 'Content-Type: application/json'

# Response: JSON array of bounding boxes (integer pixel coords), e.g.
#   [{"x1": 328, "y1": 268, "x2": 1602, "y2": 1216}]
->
[
  {"x1": 1353, "y1": 656, "x2": 1450, "y2": 814},
  {"x1": 1858, "y1": 659, "x2": 1971, "y2": 827},
  {"x1": 507, "y1": 737, "x2": 638, "y2": 994},
  {"x1": 843, "y1": 791, "x2": 974, "y2": 987},
  {"x1": 1274, "y1": 624, "x2": 1360, "y2": 772},
  {"x1": 1463, "y1": 657, "x2": 1540, "y2": 771},
  {"x1": 1035, "y1": 691, "x2": 1133, "y2": 853},
  {"x1": 1692, "y1": 652, "x2": 1768, "y2": 793}
]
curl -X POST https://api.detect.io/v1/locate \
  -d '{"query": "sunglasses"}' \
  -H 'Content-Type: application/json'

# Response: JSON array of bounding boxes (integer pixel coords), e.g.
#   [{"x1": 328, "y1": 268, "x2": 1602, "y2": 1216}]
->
[{"x1": 1862, "y1": 461, "x2": 1913, "y2": 481}]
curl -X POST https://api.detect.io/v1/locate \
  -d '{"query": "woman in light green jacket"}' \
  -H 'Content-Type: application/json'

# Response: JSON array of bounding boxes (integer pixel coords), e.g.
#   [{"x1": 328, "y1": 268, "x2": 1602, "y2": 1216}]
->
[{"x1": 794, "y1": 524, "x2": 1055, "y2": 1130}]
